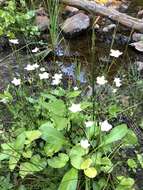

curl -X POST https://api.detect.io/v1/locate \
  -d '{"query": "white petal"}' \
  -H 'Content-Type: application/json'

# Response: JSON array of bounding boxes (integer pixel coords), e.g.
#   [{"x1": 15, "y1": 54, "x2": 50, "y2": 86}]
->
[
  {"x1": 100, "y1": 120, "x2": 112, "y2": 132},
  {"x1": 11, "y1": 78, "x2": 21, "y2": 86},
  {"x1": 69, "y1": 103, "x2": 82, "y2": 113},
  {"x1": 40, "y1": 67, "x2": 46, "y2": 72},
  {"x1": 80, "y1": 139, "x2": 90, "y2": 149},
  {"x1": 32, "y1": 47, "x2": 39, "y2": 53},
  {"x1": 114, "y1": 78, "x2": 122, "y2": 87},
  {"x1": 39, "y1": 72, "x2": 49, "y2": 80},
  {"x1": 96, "y1": 76, "x2": 107, "y2": 85},
  {"x1": 85, "y1": 121, "x2": 94, "y2": 128},
  {"x1": 110, "y1": 49, "x2": 123, "y2": 58},
  {"x1": 9, "y1": 39, "x2": 19, "y2": 44}
]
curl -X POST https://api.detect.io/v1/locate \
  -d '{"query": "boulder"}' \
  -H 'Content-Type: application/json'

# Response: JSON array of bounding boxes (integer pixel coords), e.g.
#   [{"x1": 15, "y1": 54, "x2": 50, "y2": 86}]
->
[
  {"x1": 61, "y1": 13, "x2": 90, "y2": 38},
  {"x1": 35, "y1": 8, "x2": 49, "y2": 32}
]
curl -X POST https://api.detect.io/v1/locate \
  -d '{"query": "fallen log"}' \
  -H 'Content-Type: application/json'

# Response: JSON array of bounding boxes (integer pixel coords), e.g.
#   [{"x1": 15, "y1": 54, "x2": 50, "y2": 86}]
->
[{"x1": 59, "y1": 0, "x2": 143, "y2": 33}]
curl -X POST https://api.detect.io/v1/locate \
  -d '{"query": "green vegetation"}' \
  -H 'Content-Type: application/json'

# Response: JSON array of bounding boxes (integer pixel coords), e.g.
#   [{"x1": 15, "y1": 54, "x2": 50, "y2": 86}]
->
[{"x1": 0, "y1": 0, "x2": 143, "y2": 189}]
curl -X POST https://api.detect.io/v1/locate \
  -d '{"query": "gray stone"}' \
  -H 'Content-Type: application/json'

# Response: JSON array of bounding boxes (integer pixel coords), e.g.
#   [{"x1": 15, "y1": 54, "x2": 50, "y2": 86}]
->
[
  {"x1": 35, "y1": 15, "x2": 50, "y2": 32},
  {"x1": 130, "y1": 41, "x2": 143, "y2": 52},
  {"x1": 61, "y1": 13, "x2": 90, "y2": 38},
  {"x1": 102, "y1": 24, "x2": 116, "y2": 32},
  {"x1": 132, "y1": 32, "x2": 143, "y2": 42},
  {"x1": 35, "y1": 8, "x2": 49, "y2": 32},
  {"x1": 63, "y1": 6, "x2": 79, "y2": 18}
]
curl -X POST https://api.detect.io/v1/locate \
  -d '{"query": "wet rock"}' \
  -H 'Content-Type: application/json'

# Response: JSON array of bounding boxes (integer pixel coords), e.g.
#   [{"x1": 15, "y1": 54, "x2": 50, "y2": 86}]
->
[
  {"x1": 130, "y1": 41, "x2": 143, "y2": 52},
  {"x1": 102, "y1": 24, "x2": 116, "y2": 32},
  {"x1": 132, "y1": 32, "x2": 143, "y2": 42},
  {"x1": 62, "y1": 6, "x2": 79, "y2": 18},
  {"x1": 138, "y1": 9, "x2": 143, "y2": 19},
  {"x1": 35, "y1": 8, "x2": 49, "y2": 32},
  {"x1": 61, "y1": 13, "x2": 90, "y2": 38},
  {"x1": 135, "y1": 61, "x2": 143, "y2": 71}
]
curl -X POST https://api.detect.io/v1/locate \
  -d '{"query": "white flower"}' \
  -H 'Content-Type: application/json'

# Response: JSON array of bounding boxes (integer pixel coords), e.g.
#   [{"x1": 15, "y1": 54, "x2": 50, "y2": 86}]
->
[
  {"x1": 80, "y1": 139, "x2": 90, "y2": 149},
  {"x1": 96, "y1": 76, "x2": 107, "y2": 85},
  {"x1": 0, "y1": 130, "x2": 4, "y2": 134},
  {"x1": 100, "y1": 120, "x2": 112, "y2": 132},
  {"x1": 9, "y1": 39, "x2": 19, "y2": 44},
  {"x1": 40, "y1": 67, "x2": 46, "y2": 72},
  {"x1": 52, "y1": 73, "x2": 62, "y2": 85},
  {"x1": 24, "y1": 64, "x2": 35, "y2": 71},
  {"x1": 53, "y1": 73, "x2": 62, "y2": 80},
  {"x1": 74, "y1": 87, "x2": 78, "y2": 91},
  {"x1": 33, "y1": 63, "x2": 39, "y2": 69},
  {"x1": 52, "y1": 79, "x2": 61, "y2": 85},
  {"x1": 11, "y1": 78, "x2": 21, "y2": 86},
  {"x1": 110, "y1": 49, "x2": 123, "y2": 58},
  {"x1": 112, "y1": 88, "x2": 117, "y2": 93},
  {"x1": 32, "y1": 47, "x2": 39, "y2": 53},
  {"x1": 24, "y1": 64, "x2": 39, "y2": 71},
  {"x1": 69, "y1": 103, "x2": 82, "y2": 113},
  {"x1": 85, "y1": 121, "x2": 94, "y2": 128},
  {"x1": 114, "y1": 77, "x2": 122, "y2": 87},
  {"x1": 0, "y1": 98, "x2": 8, "y2": 104},
  {"x1": 39, "y1": 72, "x2": 49, "y2": 80}
]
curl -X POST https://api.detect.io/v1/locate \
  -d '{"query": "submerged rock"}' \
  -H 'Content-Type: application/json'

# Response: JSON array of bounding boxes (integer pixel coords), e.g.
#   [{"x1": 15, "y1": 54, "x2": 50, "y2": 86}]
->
[{"x1": 61, "y1": 13, "x2": 90, "y2": 38}]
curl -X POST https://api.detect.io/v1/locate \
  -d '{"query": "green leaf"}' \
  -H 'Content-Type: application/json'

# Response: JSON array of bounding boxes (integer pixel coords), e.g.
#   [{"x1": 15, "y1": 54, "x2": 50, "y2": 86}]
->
[
  {"x1": 80, "y1": 102, "x2": 92, "y2": 110},
  {"x1": 127, "y1": 159, "x2": 137, "y2": 169},
  {"x1": 19, "y1": 155, "x2": 47, "y2": 178},
  {"x1": 104, "y1": 124, "x2": 128, "y2": 145},
  {"x1": 84, "y1": 167, "x2": 97, "y2": 178},
  {"x1": 52, "y1": 115, "x2": 69, "y2": 130},
  {"x1": 0, "y1": 153, "x2": 9, "y2": 161},
  {"x1": 58, "y1": 168, "x2": 78, "y2": 190},
  {"x1": 100, "y1": 157, "x2": 113, "y2": 173},
  {"x1": 9, "y1": 151, "x2": 20, "y2": 171},
  {"x1": 117, "y1": 176, "x2": 134, "y2": 187},
  {"x1": 15, "y1": 132, "x2": 26, "y2": 150},
  {"x1": 108, "y1": 105, "x2": 121, "y2": 117},
  {"x1": 47, "y1": 99, "x2": 66, "y2": 116},
  {"x1": 51, "y1": 88, "x2": 65, "y2": 97},
  {"x1": 137, "y1": 154, "x2": 143, "y2": 168},
  {"x1": 123, "y1": 130, "x2": 138, "y2": 146},
  {"x1": 25, "y1": 130, "x2": 41, "y2": 143},
  {"x1": 81, "y1": 158, "x2": 92, "y2": 170},
  {"x1": 69, "y1": 145, "x2": 87, "y2": 169},
  {"x1": 48, "y1": 153, "x2": 69, "y2": 168},
  {"x1": 40, "y1": 123, "x2": 67, "y2": 156},
  {"x1": 22, "y1": 150, "x2": 32, "y2": 158},
  {"x1": 66, "y1": 91, "x2": 81, "y2": 98}
]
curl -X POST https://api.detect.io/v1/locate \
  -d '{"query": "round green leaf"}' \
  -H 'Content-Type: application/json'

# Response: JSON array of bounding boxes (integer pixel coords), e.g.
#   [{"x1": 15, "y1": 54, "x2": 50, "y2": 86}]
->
[
  {"x1": 81, "y1": 158, "x2": 92, "y2": 170},
  {"x1": 48, "y1": 153, "x2": 69, "y2": 168},
  {"x1": 69, "y1": 145, "x2": 87, "y2": 169},
  {"x1": 84, "y1": 167, "x2": 97, "y2": 178}
]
